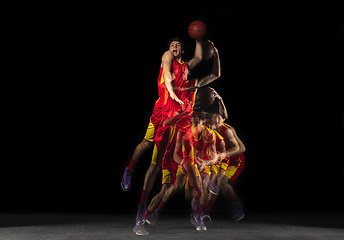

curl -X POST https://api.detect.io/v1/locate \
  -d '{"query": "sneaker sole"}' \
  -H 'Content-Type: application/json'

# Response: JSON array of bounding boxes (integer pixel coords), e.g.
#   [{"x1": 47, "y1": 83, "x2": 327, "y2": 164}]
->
[
  {"x1": 208, "y1": 189, "x2": 219, "y2": 195},
  {"x1": 133, "y1": 230, "x2": 149, "y2": 236},
  {"x1": 235, "y1": 213, "x2": 245, "y2": 222},
  {"x1": 196, "y1": 227, "x2": 207, "y2": 231},
  {"x1": 202, "y1": 215, "x2": 212, "y2": 222},
  {"x1": 121, "y1": 182, "x2": 130, "y2": 191}
]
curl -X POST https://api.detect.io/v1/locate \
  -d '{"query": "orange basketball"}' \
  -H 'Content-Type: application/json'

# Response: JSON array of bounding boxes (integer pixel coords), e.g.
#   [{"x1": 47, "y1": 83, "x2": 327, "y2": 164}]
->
[{"x1": 188, "y1": 21, "x2": 206, "y2": 40}]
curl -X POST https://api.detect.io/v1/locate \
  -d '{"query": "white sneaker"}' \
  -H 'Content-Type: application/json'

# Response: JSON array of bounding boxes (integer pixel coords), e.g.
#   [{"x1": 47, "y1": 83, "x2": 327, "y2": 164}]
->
[{"x1": 133, "y1": 220, "x2": 149, "y2": 235}]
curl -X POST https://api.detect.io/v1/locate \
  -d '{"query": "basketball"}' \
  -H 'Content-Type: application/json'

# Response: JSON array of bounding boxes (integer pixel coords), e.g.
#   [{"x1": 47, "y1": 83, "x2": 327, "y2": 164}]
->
[
  {"x1": 195, "y1": 86, "x2": 215, "y2": 108},
  {"x1": 202, "y1": 40, "x2": 215, "y2": 60},
  {"x1": 188, "y1": 21, "x2": 206, "y2": 40}
]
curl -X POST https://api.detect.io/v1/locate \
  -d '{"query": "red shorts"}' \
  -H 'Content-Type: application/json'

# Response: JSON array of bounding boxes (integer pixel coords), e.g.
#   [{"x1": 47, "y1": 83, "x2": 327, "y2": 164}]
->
[
  {"x1": 161, "y1": 150, "x2": 179, "y2": 185},
  {"x1": 225, "y1": 154, "x2": 245, "y2": 184}
]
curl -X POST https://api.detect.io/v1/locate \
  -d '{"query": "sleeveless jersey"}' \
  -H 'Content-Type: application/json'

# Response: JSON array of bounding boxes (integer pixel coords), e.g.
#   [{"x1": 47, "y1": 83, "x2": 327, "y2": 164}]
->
[{"x1": 154, "y1": 59, "x2": 196, "y2": 141}]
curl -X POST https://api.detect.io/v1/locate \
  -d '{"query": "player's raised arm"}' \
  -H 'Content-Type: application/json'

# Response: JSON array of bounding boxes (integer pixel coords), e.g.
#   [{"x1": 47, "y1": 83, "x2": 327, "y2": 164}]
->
[
  {"x1": 195, "y1": 43, "x2": 221, "y2": 88},
  {"x1": 161, "y1": 51, "x2": 184, "y2": 105},
  {"x1": 211, "y1": 87, "x2": 228, "y2": 120},
  {"x1": 187, "y1": 40, "x2": 203, "y2": 70}
]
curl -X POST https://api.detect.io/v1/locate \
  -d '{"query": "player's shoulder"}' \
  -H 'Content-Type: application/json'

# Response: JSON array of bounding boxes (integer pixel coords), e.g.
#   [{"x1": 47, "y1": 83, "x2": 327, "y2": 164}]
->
[
  {"x1": 162, "y1": 51, "x2": 174, "y2": 61},
  {"x1": 222, "y1": 122, "x2": 233, "y2": 129},
  {"x1": 220, "y1": 123, "x2": 236, "y2": 137}
]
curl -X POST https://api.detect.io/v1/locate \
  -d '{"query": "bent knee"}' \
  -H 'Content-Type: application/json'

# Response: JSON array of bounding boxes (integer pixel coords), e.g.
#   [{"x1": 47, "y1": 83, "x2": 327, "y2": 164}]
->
[{"x1": 141, "y1": 139, "x2": 153, "y2": 149}]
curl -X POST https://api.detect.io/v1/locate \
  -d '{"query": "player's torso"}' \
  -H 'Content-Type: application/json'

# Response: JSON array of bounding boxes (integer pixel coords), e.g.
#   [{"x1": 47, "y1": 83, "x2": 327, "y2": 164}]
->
[
  {"x1": 194, "y1": 126, "x2": 216, "y2": 160},
  {"x1": 155, "y1": 59, "x2": 189, "y2": 105}
]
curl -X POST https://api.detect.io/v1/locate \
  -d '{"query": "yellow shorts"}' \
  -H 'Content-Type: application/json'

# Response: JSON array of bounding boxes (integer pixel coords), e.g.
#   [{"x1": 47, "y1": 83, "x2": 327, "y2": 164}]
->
[
  {"x1": 144, "y1": 119, "x2": 155, "y2": 142},
  {"x1": 211, "y1": 161, "x2": 229, "y2": 174}
]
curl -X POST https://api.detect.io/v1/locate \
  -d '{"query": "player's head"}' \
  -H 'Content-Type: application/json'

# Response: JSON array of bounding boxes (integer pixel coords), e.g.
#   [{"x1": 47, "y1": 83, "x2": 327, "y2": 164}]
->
[
  {"x1": 210, "y1": 113, "x2": 225, "y2": 130},
  {"x1": 191, "y1": 111, "x2": 206, "y2": 128},
  {"x1": 167, "y1": 37, "x2": 185, "y2": 58}
]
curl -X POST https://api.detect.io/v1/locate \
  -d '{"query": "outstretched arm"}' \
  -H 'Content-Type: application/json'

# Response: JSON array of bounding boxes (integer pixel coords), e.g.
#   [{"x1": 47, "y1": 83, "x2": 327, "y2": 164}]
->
[
  {"x1": 210, "y1": 87, "x2": 228, "y2": 120},
  {"x1": 195, "y1": 42, "x2": 220, "y2": 88},
  {"x1": 187, "y1": 40, "x2": 203, "y2": 70},
  {"x1": 162, "y1": 51, "x2": 184, "y2": 105}
]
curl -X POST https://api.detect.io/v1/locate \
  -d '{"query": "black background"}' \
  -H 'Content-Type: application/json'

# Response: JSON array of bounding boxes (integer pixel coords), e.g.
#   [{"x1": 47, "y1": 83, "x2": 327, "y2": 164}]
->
[{"x1": 3, "y1": 1, "x2": 343, "y2": 214}]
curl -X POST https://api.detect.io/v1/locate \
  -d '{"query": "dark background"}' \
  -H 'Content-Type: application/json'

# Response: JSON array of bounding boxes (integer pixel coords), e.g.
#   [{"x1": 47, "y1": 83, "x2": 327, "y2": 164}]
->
[{"x1": 3, "y1": 2, "x2": 343, "y2": 214}]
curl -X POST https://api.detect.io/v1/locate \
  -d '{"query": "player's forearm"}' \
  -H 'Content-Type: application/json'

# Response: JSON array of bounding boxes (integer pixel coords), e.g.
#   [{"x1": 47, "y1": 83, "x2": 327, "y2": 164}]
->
[
  {"x1": 164, "y1": 76, "x2": 175, "y2": 95},
  {"x1": 196, "y1": 74, "x2": 219, "y2": 88},
  {"x1": 226, "y1": 145, "x2": 241, "y2": 158},
  {"x1": 163, "y1": 113, "x2": 183, "y2": 128},
  {"x1": 203, "y1": 157, "x2": 218, "y2": 166},
  {"x1": 194, "y1": 40, "x2": 203, "y2": 60},
  {"x1": 218, "y1": 97, "x2": 228, "y2": 119},
  {"x1": 211, "y1": 50, "x2": 220, "y2": 77},
  {"x1": 173, "y1": 152, "x2": 182, "y2": 164},
  {"x1": 196, "y1": 51, "x2": 221, "y2": 87}
]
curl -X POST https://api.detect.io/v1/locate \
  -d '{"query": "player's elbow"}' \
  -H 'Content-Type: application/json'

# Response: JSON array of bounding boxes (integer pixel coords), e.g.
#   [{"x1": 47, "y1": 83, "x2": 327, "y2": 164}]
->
[{"x1": 209, "y1": 74, "x2": 220, "y2": 81}]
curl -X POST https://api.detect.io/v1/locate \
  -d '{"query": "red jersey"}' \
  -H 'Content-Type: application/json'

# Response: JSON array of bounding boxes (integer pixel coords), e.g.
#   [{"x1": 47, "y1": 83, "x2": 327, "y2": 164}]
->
[
  {"x1": 194, "y1": 126, "x2": 223, "y2": 161},
  {"x1": 154, "y1": 59, "x2": 196, "y2": 141}
]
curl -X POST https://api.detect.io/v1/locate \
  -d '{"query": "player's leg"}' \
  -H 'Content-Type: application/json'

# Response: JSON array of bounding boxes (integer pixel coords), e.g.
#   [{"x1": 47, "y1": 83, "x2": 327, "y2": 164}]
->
[
  {"x1": 207, "y1": 165, "x2": 220, "y2": 195},
  {"x1": 220, "y1": 165, "x2": 245, "y2": 221},
  {"x1": 186, "y1": 164, "x2": 207, "y2": 231},
  {"x1": 132, "y1": 133, "x2": 169, "y2": 236},
  {"x1": 199, "y1": 168, "x2": 211, "y2": 213},
  {"x1": 203, "y1": 168, "x2": 226, "y2": 221},
  {"x1": 121, "y1": 139, "x2": 153, "y2": 191},
  {"x1": 159, "y1": 174, "x2": 186, "y2": 207},
  {"x1": 143, "y1": 163, "x2": 182, "y2": 226},
  {"x1": 133, "y1": 182, "x2": 172, "y2": 235},
  {"x1": 121, "y1": 119, "x2": 156, "y2": 191},
  {"x1": 134, "y1": 131, "x2": 169, "y2": 223}
]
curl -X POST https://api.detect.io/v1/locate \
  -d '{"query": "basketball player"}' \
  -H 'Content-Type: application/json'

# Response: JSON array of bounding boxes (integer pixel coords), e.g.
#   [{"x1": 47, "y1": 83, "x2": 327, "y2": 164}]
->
[
  {"x1": 127, "y1": 38, "x2": 203, "y2": 236},
  {"x1": 133, "y1": 112, "x2": 202, "y2": 235},
  {"x1": 134, "y1": 111, "x2": 225, "y2": 234},
  {"x1": 202, "y1": 90, "x2": 246, "y2": 222},
  {"x1": 121, "y1": 37, "x2": 202, "y2": 192},
  {"x1": 133, "y1": 43, "x2": 221, "y2": 235}
]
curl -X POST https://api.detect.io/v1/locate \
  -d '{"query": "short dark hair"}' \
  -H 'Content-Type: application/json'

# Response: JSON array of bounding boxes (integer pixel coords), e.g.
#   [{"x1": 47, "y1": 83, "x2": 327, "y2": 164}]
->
[{"x1": 167, "y1": 37, "x2": 185, "y2": 52}]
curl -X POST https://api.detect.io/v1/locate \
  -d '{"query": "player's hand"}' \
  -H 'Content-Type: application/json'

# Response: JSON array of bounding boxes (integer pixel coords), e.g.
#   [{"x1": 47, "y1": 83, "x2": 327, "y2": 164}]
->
[
  {"x1": 218, "y1": 152, "x2": 227, "y2": 161},
  {"x1": 170, "y1": 92, "x2": 184, "y2": 105},
  {"x1": 209, "y1": 87, "x2": 222, "y2": 100},
  {"x1": 208, "y1": 40, "x2": 218, "y2": 54}
]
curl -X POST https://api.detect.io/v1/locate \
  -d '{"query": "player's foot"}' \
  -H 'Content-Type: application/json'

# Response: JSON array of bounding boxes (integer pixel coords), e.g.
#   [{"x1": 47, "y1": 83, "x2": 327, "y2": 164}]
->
[
  {"x1": 195, "y1": 215, "x2": 207, "y2": 231},
  {"x1": 233, "y1": 202, "x2": 245, "y2": 221},
  {"x1": 146, "y1": 208, "x2": 160, "y2": 226},
  {"x1": 136, "y1": 202, "x2": 147, "y2": 223},
  {"x1": 207, "y1": 181, "x2": 219, "y2": 195},
  {"x1": 121, "y1": 167, "x2": 134, "y2": 191},
  {"x1": 133, "y1": 220, "x2": 149, "y2": 235},
  {"x1": 202, "y1": 209, "x2": 212, "y2": 222}
]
